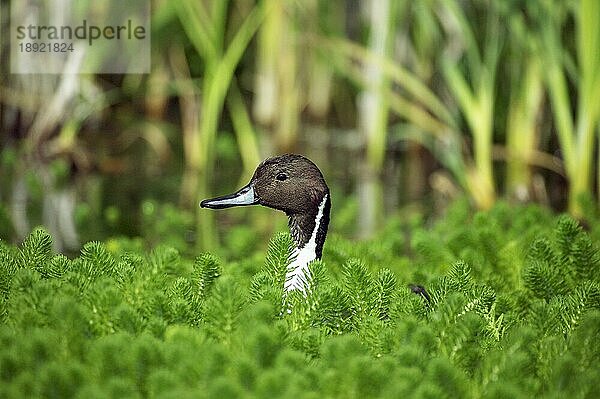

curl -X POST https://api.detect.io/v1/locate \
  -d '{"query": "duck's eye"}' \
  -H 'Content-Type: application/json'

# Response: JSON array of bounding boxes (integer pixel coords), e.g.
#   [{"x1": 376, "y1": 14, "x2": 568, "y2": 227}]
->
[{"x1": 276, "y1": 172, "x2": 288, "y2": 181}]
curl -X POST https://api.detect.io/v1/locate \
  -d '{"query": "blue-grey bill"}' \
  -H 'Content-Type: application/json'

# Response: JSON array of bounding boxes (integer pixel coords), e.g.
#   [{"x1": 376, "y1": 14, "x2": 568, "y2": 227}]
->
[{"x1": 200, "y1": 185, "x2": 257, "y2": 209}]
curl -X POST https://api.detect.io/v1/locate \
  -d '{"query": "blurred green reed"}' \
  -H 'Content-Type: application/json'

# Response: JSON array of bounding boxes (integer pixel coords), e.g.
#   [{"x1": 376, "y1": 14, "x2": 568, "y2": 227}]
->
[
  {"x1": 325, "y1": 1, "x2": 499, "y2": 211},
  {"x1": 438, "y1": 0, "x2": 500, "y2": 211},
  {"x1": 320, "y1": 0, "x2": 598, "y2": 216},
  {"x1": 253, "y1": 0, "x2": 300, "y2": 152},
  {"x1": 355, "y1": 0, "x2": 397, "y2": 236},
  {"x1": 538, "y1": 0, "x2": 600, "y2": 216},
  {"x1": 2, "y1": 0, "x2": 600, "y2": 247},
  {"x1": 504, "y1": 11, "x2": 545, "y2": 203},
  {"x1": 174, "y1": 0, "x2": 265, "y2": 250}
]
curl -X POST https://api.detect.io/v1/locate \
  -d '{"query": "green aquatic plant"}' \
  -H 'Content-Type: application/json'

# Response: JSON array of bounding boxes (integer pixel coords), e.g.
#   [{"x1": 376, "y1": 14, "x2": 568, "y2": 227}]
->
[{"x1": 1, "y1": 203, "x2": 600, "y2": 397}]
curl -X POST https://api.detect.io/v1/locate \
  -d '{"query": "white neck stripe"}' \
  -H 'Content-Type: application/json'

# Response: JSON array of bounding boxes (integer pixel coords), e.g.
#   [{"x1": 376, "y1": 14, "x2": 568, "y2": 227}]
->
[{"x1": 284, "y1": 194, "x2": 328, "y2": 293}]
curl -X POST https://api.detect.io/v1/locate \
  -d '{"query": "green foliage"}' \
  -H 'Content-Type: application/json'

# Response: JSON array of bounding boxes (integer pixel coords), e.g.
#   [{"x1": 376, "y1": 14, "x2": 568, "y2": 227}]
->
[
  {"x1": 192, "y1": 253, "x2": 221, "y2": 298},
  {"x1": 18, "y1": 227, "x2": 53, "y2": 274},
  {"x1": 1, "y1": 203, "x2": 599, "y2": 397},
  {"x1": 249, "y1": 232, "x2": 292, "y2": 309}
]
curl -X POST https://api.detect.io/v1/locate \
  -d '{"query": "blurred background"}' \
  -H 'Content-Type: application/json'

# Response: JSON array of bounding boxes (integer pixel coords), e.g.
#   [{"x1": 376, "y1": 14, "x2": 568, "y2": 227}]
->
[{"x1": 1, "y1": 0, "x2": 599, "y2": 256}]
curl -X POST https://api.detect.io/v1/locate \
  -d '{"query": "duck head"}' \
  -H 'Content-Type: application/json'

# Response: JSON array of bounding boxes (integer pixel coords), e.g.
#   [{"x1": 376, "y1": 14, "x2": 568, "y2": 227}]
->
[{"x1": 201, "y1": 154, "x2": 330, "y2": 292}]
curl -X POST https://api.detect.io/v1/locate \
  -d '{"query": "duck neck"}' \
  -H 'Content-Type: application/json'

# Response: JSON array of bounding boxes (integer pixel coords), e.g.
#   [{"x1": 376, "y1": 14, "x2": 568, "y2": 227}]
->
[{"x1": 285, "y1": 193, "x2": 330, "y2": 292}]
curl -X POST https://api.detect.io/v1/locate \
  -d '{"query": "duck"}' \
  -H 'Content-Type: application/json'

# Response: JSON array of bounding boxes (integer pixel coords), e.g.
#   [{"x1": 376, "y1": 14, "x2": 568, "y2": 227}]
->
[
  {"x1": 201, "y1": 154, "x2": 430, "y2": 303},
  {"x1": 200, "y1": 154, "x2": 330, "y2": 293}
]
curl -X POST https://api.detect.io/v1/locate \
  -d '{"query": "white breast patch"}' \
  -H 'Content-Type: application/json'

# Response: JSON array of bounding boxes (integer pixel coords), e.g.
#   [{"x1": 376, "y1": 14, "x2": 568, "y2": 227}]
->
[{"x1": 284, "y1": 195, "x2": 328, "y2": 293}]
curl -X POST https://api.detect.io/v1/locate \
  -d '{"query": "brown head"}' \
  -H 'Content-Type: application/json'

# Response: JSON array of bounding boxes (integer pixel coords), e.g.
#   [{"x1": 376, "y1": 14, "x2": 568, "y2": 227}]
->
[{"x1": 200, "y1": 154, "x2": 330, "y2": 256}]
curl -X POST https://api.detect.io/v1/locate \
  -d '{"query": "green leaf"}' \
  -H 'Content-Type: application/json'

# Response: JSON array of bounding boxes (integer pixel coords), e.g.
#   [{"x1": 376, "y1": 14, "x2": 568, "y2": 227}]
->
[
  {"x1": 373, "y1": 268, "x2": 397, "y2": 321},
  {"x1": 204, "y1": 277, "x2": 244, "y2": 344},
  {"x1": 192, "y1": 253, "x2": 221, "y2": 299},
  {"x1": 19, "y1": 228, "x2": 53, "y2": 275},
  {"x1": 264, "y1": 232, "x2": 293, "y2": 290},
  {"x1": 342, "y1": 259, "x2": 375, "y2": 321},
  {"x1": 79, "y1": 242, "x2": 117, "y2": 278}
]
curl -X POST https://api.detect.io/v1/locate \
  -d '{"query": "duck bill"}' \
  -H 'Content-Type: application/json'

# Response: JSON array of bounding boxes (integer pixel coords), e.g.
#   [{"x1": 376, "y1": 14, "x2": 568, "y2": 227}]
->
[{"x1": 200, "y1": 184, "x2": 258, "y2": 209}]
